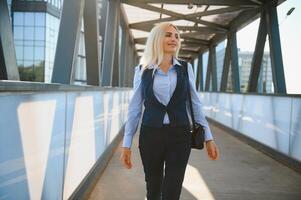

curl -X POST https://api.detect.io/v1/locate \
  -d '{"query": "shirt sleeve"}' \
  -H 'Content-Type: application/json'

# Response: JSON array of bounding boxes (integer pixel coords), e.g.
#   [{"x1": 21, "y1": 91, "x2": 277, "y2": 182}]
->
[
  {"x1": 122, "y1": 65, "x2": 144, "y2": 149},
  {"x1": 186, "y1": 62, "x2": 214, "y2": 141}
]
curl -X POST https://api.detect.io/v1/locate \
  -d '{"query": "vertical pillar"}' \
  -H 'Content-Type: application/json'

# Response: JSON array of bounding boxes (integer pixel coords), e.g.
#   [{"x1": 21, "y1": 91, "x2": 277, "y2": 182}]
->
[
  {"x1": 210, "y1": 45, "x2": 217, "y2": 91},
  {"x1": 84, "y1": 0, "x2": 100, "y2": 86},
  {"x1": 0, "y1": 0, "x2": 20, "y2": 80},
  {"x1": 266, "y1": 4, "x2": 286, "y2": 94},
  {"x1": 112, "y1": 13, "x2": 120, "y2": 87},
  {"x1": 196, "y1": 53, "x2": 203, "y2": 91},
  {"x1": 204, "y1": 51, "x2": 211, "y2": 91},
  {"x1": 119, "y1": 25, "x2": 126, "y2": 87},
  {"x1": 101, "y1": 0, "x2": 120, "y2": 86},
  {"x1": 52, "y1": 0, "x2": 84, "y2": 84}
]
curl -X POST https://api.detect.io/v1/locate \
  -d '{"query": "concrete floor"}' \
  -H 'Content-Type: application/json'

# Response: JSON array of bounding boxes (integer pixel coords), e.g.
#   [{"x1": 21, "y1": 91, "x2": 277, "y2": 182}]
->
[{"x1": 88, "y1": 123, "x2": 301, "y2": 200}]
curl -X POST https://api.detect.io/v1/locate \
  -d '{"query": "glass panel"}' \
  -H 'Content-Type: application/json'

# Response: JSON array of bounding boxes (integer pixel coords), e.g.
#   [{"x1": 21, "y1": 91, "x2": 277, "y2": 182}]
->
[
  {"x1": 17, "y1": 59, "x2": 24, "y2": 67},
  {"x1": 24, "y1": 40, "x2": 34, "y2": 46},
  {"x1": 24, "y1": 13, "x2": 34, "y2": 26},
  {"x1": 216, "y1": 40, "x2": 226, "y2": 91},
  {"x1": 24, "y1": 27, "x2": 34, "y2": 40},
  {"x1": 35, "y1": 13, "x2": 45, "y2": 27},
  {"x1": 14, "y1": 13, "x2": 23, "y2": 26},
  {"x1": 33, "y1": 60, "x2": 45, "y2": 82},
  {"x1": 15, "y1": 46, "x2": 23, "y2": 60},
  {"x1": 13, "y1": 26, "x2": 23, "y2": 40},
  {"x1": 34, "y1": 41, "x2": 45, "y2": 47},
  {"x1": 34, "y1": 47, "x2": 45, "y2": 60},
  {"x1": 226, "y1": 63, "x2": 233, "y2": 92},
  {"x1": 35, "y1": 27, "x2": 45, "y2": 41},
  {"x1": 202, "y1": 51, "x2": 209, "y2": 88},
  {"x1": 24, "y1": 60, "x2": 34, "y2": 68},
  {"x1": 19, "y1": 66, "x2": 34, "y2": 81},
  {"x1": 24, "y1": 46, "x2": 34, "y2": 60},
  {"x1": 14, "y1": 40, "x2": 23, "y2": 46}
]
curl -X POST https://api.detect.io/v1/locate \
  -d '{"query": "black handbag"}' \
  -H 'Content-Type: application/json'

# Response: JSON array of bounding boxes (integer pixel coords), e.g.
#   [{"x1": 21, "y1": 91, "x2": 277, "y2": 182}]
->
[{"x1": 184, "y1": 62, "x2": 205, "y2": 150}]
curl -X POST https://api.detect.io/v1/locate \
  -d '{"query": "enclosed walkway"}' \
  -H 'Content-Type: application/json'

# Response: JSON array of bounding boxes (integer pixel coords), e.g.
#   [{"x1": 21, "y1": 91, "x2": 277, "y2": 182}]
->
[{"x1": 88, "y1": 122, "x2": 301, "y2": 200}]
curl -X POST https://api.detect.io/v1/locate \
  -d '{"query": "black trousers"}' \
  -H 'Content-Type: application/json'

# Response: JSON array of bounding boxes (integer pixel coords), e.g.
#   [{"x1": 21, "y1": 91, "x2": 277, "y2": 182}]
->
[{"x1": 138, "y1": 124, "x2": 192, "y2": 200}]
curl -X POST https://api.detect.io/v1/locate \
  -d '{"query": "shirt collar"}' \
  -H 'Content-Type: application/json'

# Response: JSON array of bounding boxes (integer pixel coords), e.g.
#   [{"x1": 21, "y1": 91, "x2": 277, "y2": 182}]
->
[{"x1": 148, "y1": 56, "x2": 182, "y2": 69}]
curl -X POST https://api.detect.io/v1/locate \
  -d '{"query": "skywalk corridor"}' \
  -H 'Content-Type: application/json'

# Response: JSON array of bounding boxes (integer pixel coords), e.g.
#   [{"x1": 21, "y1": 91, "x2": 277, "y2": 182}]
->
[
  {"x1": 88, "y1": 122, "x2": 301, "y2": 200},
  {"x1": 1, "y1": 0, "x2": 301, "y2": 199}
]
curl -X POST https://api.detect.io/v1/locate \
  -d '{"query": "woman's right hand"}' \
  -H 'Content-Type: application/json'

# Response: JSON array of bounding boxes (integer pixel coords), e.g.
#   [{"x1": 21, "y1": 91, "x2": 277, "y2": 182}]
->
[{"x1": 120, "y1": 147, "x2": 132, "y2": 169}]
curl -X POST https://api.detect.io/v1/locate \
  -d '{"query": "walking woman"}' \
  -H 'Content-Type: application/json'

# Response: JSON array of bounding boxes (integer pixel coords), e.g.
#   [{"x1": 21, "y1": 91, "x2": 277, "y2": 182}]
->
[{"x1": 120, "y1": 22, "x2": 219, "y2": 200}]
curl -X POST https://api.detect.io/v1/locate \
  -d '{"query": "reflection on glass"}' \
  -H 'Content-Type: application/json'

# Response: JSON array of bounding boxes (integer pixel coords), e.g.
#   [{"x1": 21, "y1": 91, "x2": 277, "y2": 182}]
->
[
  {"x1": 24, "y1": 40, "x2": 34, "y2": 46},
  {"x1": 13, "y1": 26, "x2": 23, "y2": 40},
  {"x1": 24, "y1": 46, "x2": 34, "y2": 60},
  {"x1": 24, "y1": 27, "x2": 34, "y2": 40},
  {"x1": 35, "y1": 27, "x2": 45, "y2": 40},
  {"x1": 17, "y1": 60, "x2": 23, "y2": 67},
  {"x1": 35, "y1": 13, "x2": 45, "y2": 27},
  {"x1": 15, "y1": 46, "x2": 23, "y2": 60},
  {"x1": 33, "y1": 60, "x2": 45, "y2": 82},
  {"x1": 34, "y1": 47, "x2": 45, "y2": 60},
  {"x1": 24, "y1": 13, "x2": 34, "y2": 26},
  {"x1": 24, "y1": 60, "x2": 34, "y2": 68},
  {"x1": 14, "y1": 13, "x2": 24, "y2": 26},
  {"x1": 216, "y1": 40, "x2": 226, "y2": 91}
]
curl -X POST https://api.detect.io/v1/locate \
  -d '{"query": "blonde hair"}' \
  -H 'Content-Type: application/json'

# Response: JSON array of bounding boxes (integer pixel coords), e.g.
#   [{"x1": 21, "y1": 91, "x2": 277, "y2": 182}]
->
[{"x1": 139, "y1": 22, "x2": 181, "y2": 73}]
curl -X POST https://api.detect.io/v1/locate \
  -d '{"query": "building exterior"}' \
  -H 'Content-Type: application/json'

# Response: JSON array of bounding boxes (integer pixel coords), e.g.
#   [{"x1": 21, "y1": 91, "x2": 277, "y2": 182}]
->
[
  {"x1": 7, "y1": 0, "x2": 91, "y2": 84},
  {"x1": 215, "y1": 47, "x2": 273, "y2": 93}
]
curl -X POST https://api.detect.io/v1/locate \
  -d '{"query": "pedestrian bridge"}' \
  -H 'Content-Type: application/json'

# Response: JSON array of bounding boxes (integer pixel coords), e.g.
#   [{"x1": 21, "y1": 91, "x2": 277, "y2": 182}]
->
[{"x1": 0, "y1": 0, "x2": 300, "y2": 199}]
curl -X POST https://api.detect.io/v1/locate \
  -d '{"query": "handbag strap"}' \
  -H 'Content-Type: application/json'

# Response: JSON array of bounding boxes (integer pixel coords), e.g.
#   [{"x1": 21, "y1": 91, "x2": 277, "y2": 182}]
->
[{"x1": 179, "y1": 60, "x2": 196, "y2": 129}]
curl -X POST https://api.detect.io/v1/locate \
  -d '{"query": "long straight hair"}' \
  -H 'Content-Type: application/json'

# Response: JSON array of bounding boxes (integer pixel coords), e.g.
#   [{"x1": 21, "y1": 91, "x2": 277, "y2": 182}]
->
[{"x1": 139, "y1": 22, "x2": 181, "y2": 73}]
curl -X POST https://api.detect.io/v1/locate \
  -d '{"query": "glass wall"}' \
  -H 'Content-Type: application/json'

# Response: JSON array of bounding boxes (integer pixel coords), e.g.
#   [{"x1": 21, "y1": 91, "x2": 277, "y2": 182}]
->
[
  {"x1": 13, "y1": 12, "x2": 46, "y2": 82},
  {"x1": 215, "y1": 40, "x2": 226, "y2": 91},
  {"x1": 73, "y1": 19, "x2": 87, "y2": 85},
  {"x1": 45, "y1": 13, "x2": 60, "y2": 83}
]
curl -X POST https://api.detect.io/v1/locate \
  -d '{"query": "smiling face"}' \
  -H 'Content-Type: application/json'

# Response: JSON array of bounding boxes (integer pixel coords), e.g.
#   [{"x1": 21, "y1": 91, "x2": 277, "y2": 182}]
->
[{"x1": 162, "y1": 25, "x2": 180, "y2": 55}]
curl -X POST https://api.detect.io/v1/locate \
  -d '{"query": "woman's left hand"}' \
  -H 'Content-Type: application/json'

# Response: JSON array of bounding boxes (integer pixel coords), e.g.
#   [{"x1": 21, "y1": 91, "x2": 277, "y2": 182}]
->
[{"x1": 205, "y1": 140, "x2": 219, "y2": 160}]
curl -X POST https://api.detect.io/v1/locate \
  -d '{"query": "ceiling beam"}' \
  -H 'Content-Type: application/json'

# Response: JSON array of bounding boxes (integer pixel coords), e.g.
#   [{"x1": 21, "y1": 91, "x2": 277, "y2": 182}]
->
[
  {"x1": 122, "y1": 0, "x2": 260, "y2": 6},
  {"x1": 126, "y1": 2, "x2": 227, "y2": 30},
  {"x1": 131, "y1": 24, "x2": 226, "y2": 34}
]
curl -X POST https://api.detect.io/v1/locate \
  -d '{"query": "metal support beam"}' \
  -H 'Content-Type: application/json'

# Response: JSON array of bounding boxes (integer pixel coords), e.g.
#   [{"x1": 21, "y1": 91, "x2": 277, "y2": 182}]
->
[
  {"x1": 123, "y1": 33, "x2": 130, "y2": 87},
  {"x1": 112, "y1": 9, "x2": 120, "y2": 87},
  {"x1": 196, "y1": 54, "x2": 203, "y2": 91},
  {"x1": 248, "y1": 11, "x2": 267, "y2": 93},
  {"x1": 119, "y1": 26, "x2": 127, "y2": 87},
  {"x1": 84, "y1": 0, "x2": 101, "y2": 86},
  {"x1": 122, "y1": 0, "x2": 259, "y2": 6},
  {"x1": 0, "y1": 0, "x2": 20, "y2": 80},
  {"x1": 101, "y1": 0, "x2": 119, "y2": 86},
  {"x1": 230, "y1": 32, "x2": 240, "y2": 92},
  {"x1": 265, "y1": 4, "x2": 286, "y2": 94},
  {"x1": 127, "y1": 2, "x2": 227, "y2": 31},
  {"x1": 52, "y1": 0, "x2": 84, "y2": 84}
]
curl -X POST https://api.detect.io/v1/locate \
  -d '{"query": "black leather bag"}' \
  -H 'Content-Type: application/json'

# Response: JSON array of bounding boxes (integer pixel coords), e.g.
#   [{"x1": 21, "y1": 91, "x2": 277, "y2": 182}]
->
[{"x1": 184, "y1": 62, "x2": 205, "y2": 150}]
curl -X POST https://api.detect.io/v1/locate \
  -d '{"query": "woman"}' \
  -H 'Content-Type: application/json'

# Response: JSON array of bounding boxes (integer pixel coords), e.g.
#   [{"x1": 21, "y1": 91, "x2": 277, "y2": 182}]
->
[{"x1": 120, "y1": 22, "x2": 219, "y2": 200}]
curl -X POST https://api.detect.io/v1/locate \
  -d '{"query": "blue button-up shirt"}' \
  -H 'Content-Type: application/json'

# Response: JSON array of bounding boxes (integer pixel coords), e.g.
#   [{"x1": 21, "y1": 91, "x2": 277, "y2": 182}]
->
[{"x1": 122, "y1": 58, "x2": 214, "y2": 148}]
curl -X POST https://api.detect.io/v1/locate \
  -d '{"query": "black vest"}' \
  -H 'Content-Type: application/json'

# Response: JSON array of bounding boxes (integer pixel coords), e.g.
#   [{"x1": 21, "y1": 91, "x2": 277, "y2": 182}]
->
[{"x1": 141, "y1": 60, "x2": 190, "y2": 127}]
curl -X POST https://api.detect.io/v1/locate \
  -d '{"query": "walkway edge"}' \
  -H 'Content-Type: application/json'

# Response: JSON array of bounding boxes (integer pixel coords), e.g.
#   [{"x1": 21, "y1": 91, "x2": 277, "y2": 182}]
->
[
  {"x1": 207, "y1": 117, "x2": 301, "y2": 174},
  {"x1": 68, "y1": 125, "x2": 125, "y2": 200}
]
